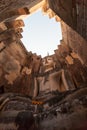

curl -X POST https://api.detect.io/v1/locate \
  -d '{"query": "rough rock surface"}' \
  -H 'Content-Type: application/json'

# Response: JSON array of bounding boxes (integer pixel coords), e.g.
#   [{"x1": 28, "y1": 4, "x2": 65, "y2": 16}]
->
[{"x1": 0, "y1": 0, "x2": 87, "y2": 130}]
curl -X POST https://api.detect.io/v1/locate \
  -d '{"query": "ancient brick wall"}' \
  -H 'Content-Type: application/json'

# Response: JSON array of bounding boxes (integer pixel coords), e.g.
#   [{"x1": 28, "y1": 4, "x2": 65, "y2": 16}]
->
[
  {"x1": 48, "y1": 0, "x2": 87, "y2": 41},
  {"x1": 61, "y1": 21, "x2": 87, "y2": 65}
]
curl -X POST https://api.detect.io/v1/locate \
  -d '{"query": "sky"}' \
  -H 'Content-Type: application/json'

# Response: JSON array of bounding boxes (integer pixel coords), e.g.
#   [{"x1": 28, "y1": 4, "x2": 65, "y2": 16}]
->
[{"x1": 21, "y1": 9, "x2": 62, "y2": 57}]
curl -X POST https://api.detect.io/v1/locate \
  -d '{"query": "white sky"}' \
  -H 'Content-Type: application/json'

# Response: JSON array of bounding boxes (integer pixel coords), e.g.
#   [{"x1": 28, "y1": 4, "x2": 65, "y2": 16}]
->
[{"x1": 21, "y1": 9, "x2": 62, "y2": 57}]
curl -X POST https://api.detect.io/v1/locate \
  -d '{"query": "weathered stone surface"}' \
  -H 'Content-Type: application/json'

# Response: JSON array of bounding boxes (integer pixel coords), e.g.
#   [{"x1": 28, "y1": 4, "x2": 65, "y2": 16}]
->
[
  {"x1": 48, "y1": 0, "x2": 87, "y2": 41},
  {"x1": 0, "y1": 88, "x2": 87, "y2": 130},
  {"x1": 5, "y1": 19, "x2": 24, "y2": 29},
  {"x1": 61, "y1": 21, "x2": 87, "y2": 65},
  {"x1": 0, "y1": 0, "x2": 87, "y2": 130},
  {"x1": 0, "y1": 0, "x2": 43, "y2": 23}
]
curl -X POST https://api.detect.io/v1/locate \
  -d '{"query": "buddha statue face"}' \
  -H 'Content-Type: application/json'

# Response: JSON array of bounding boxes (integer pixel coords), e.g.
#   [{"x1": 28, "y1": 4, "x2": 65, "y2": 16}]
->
[
  {"x1": 42, "y1": 56, "x2": 55, "y2": 72},
  {"x1": 42, "y1": 57, "x2": 53, "y2": 65}
]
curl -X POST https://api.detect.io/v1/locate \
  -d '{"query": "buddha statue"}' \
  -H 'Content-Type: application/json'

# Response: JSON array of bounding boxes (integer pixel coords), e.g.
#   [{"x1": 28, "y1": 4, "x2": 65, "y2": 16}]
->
[{"x1": 33, "y1": 56, "x2": 74, "y2": 98}]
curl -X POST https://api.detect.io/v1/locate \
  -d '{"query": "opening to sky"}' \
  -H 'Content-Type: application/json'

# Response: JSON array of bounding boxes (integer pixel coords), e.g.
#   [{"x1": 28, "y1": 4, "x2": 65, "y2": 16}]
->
[{"x1": 21, "y1": 9, "x2": 62, "y2": 57}]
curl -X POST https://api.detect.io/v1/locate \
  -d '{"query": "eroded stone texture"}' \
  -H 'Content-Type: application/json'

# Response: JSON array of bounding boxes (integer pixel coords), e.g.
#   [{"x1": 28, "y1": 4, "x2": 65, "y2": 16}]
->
[
  {"x1": 48, "y1": 0, "x2": 87, "y2": 41},
  {"x1": 0, "y1": 0, "x2": 87, "y2": 130},
  {"x1": 0, "y1": 88, "x2": 87, "y2": 130},
  {"x1": 61, "y1": 21, "x2": 87, "y2": 65}
]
